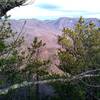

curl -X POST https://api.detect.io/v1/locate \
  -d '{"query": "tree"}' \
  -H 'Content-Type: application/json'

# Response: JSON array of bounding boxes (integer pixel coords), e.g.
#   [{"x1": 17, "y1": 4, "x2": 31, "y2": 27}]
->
[
  {"x1": 0, "y1": 15, "x2": 50, "y2": 100},
  {"x1": 57, "y1": 17, "x2": 100, "y2": 99},
  {"x1": 22, "y1": 37, "x2": 50, "y2": 100},
  {"x1": 0, "y1": 15, "x2": 25, "y2": 85},
  {"x1": 0, "y1": 0, "x2": 34, "y2": 17}
]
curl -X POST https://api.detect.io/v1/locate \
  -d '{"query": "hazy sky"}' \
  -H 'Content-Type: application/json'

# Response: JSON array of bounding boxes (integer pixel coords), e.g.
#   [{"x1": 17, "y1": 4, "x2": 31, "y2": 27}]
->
[{"x1": 7, "y1": 0, "x2": 100, "y2": 20}]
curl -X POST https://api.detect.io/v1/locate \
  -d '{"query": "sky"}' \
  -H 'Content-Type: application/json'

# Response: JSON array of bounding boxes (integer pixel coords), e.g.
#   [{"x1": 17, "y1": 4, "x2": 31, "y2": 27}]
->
[{"x1": 7, "y1": 0, "x2": 100, "y2": 20}]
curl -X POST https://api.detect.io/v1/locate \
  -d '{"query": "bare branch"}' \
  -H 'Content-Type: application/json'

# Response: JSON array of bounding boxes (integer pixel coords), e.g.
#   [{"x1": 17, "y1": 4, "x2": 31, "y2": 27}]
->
[
  {"x1": 5, "y1": 21, "x2": 26, "y2": 59},
  {"x1": 0, "y1": 69, "x2": 100, "y2": 95},
  {"x1": 81, "y1": 80, "x2": 100, "y2": 88}
]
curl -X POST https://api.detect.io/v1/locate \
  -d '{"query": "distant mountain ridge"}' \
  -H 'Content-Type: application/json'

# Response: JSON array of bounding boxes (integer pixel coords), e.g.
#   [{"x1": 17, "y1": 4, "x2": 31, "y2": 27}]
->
[
  {"x1": 10, "y1": 17, "x2": 100, "y2": 52},
  {"x1": 11, "y1": 17, "x2": 100, "y2": 30},
  {"x1": 10, "y1": 17, "x2": 100, "y2": 48}
]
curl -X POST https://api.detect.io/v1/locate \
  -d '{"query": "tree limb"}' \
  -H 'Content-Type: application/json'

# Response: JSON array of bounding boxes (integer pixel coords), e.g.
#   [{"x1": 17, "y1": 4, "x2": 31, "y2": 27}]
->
[
  {"x1": 0, "y1": 69, "x2": 100, "y2": 95},
  {"x1": 0, "y1": 0, "x2": 34, "y2": 17}
]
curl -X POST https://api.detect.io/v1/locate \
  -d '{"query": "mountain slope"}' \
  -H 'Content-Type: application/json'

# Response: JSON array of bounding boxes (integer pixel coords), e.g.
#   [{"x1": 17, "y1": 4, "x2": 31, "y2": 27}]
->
[{"x1": 10, "y1": 17, "x2": 100, "y2": 74}]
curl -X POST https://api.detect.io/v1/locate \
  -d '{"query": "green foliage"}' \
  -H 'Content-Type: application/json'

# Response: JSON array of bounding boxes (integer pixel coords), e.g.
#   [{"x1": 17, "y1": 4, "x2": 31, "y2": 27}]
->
[
  {"x1": 0, "y1": 15, "x2": 25, "y2": 84},
  {"x1": 22, "y1": 37, "x2": 49, "y2": 76},
  {"x1": 0, "y1": 15, "x2": 51, "y2": 100},
  {"x1": 0, "y1": 40, "x2": 6, "y2": 52},
  {"x1": 51, "y1": 82, "x2": 86, "y2": 100},
  {"x1": 58, "y1": 17, "x2": 100, "y2": 75},
  {"x1": 56, "y1": 17, "x2": 100, "y2": 99}
]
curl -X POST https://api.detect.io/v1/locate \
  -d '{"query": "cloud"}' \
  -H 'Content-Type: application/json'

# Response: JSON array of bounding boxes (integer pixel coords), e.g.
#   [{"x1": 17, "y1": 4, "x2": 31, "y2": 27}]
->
[
  {"x1": 35, "y1": 3, "x2": 59, "y2": 10},
  {"x1": 7, "y1": 0, "x2": 100, "y2": 19}
]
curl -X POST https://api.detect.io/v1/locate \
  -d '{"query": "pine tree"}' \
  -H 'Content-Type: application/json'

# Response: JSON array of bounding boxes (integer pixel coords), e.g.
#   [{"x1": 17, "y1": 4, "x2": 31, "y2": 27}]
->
[
  {"x1": 0, "y1": 15, "x2": 50, "y2": 100},
  {"x1": 57, "y1": 17, "x2": 100, "y2": 99},
  {"x1": 0, "y1": 15, "x2": 25, "y2": 85},
  {"x1": 22, "y1": 37, "x2": 50, "y2": 100},
  {"x1": 58, "y1": 16, "x2": 100, "y2": 74}
]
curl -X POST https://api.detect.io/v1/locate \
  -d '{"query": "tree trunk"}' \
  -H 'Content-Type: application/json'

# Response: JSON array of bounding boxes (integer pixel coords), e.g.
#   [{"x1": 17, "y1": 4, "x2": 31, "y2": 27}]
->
[{"x1": 36, "y1": 73, "x2": 40, "y2": 100}]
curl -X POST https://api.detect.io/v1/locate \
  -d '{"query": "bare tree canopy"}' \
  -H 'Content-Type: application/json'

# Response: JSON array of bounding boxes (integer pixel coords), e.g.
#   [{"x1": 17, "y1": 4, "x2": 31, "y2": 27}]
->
[{"x1": 0, "y1": 0, "x2": 35, "y2": 17}]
